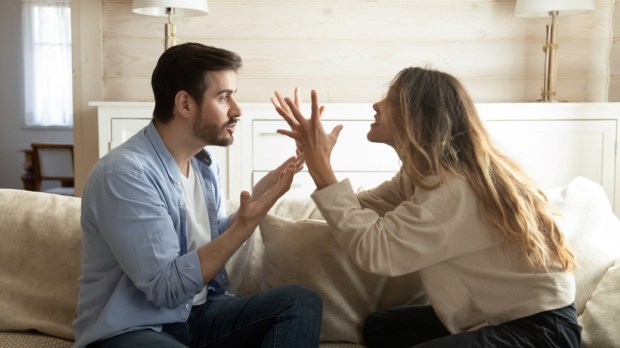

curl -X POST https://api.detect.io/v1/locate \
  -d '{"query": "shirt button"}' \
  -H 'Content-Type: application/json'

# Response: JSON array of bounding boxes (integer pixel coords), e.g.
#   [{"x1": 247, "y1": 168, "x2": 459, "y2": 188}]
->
[
  {"x1": 185, "y1": 304, "x2": 191, "y2": 310},
  {"x1": 179, "y1": 201, "x2": 185, "y2": 207}
]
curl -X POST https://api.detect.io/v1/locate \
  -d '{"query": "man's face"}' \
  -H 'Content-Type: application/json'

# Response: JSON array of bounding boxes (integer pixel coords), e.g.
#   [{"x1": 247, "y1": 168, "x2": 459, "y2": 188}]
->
[{"x1": 192, "y1": 70, "x2": 241, "y2": 147}]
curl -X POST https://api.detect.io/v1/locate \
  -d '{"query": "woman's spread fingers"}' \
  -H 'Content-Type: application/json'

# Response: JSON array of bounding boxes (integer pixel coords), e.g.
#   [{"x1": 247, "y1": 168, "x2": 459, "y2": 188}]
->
[
  {"x1": 294, "y1": 86, "x2": 301, "y2": 108},
  {"x1": 310, "y1": 90, "x2": 324, "y2": 124},
  {"x1": 274, "y1": 91, "x2": 289, "y2": 111},
  {"x1": 284, "y1": 97, "x2": 307, "y2": 124},
  {"x1": 331, "y1": 124, "x2": 344, "y2": 139},
  {"x1": 272, "y1": 103, "x2": 298, "y2": 128},
  {"x1": 276, "y1": 129, "x2": 299, "y2": 140}
]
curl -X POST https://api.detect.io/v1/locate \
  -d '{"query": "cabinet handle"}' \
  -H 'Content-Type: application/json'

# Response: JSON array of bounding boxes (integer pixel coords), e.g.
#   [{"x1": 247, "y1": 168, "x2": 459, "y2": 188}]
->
[{"x1": 258, "y1": 132, "x2": 282, "y2": 136}]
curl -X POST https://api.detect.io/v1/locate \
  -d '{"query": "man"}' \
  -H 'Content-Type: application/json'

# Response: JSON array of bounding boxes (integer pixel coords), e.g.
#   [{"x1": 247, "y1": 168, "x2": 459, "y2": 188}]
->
[{"x1": 73, "y1": 43, "x2": 322, "y2": 348}]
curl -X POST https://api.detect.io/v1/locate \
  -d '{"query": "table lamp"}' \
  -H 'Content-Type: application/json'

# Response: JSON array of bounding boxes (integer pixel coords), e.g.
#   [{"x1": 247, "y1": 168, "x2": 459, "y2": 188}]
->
[
  {"x1": 132, "y1": 0, "x2": 209, "y2": 50},
  {"x1": 515, "y1": 0, "x2": 594, "y2": 102}
]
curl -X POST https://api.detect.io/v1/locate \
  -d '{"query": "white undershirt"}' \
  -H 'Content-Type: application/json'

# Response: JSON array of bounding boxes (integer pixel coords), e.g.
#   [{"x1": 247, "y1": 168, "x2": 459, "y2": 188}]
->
[{"x1": 179, "y1": 164, "x2": 211, "y2": 305}]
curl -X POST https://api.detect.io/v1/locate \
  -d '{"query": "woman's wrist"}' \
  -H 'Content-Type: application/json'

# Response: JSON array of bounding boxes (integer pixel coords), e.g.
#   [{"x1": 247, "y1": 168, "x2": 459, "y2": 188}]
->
[{"x1": 308, "y1": 160, "x2": 337, "y2": 189}]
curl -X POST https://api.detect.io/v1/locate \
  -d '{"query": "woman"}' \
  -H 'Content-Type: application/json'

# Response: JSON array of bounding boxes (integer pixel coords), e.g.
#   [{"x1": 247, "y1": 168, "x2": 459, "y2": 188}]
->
[{"x1": 271, "y1": 67, "x2": 580, "y2": 347}]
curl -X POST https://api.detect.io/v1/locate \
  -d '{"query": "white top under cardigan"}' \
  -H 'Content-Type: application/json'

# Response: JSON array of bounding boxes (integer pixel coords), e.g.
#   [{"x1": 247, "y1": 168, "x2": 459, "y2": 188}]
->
[{"x1": 310, "y1": 170, "x2": 575, "y2": 333}]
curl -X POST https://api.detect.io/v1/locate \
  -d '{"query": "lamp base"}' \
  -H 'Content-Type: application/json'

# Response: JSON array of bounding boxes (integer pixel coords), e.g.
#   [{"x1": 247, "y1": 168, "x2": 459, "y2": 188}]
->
[
  {"x1": 164, "y1": 7, "x2": 176, "y2": 50},
  {"x1": 539, "y1": 12, "x2": 559, "y2": 102},
  {"x1": 164, "y1": 22, "x2": 176, "y2": 50}
]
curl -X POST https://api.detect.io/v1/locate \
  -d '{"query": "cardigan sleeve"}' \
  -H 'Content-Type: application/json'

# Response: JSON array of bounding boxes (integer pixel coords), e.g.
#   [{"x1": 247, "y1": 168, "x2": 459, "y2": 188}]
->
[{"x1": 311, "y1": 176, "x2": 497, "y2": 276}]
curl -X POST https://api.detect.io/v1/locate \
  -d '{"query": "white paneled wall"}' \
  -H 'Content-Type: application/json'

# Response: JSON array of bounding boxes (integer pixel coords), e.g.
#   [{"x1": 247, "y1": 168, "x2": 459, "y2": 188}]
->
[{"x1": 100, "y1": 0, "x2": 613, "y2": 103}]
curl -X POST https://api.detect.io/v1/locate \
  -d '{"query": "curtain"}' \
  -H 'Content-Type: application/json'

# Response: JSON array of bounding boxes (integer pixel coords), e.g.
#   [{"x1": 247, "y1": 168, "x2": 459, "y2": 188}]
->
[{"x1": 22, "y1": 0, "x2": 73, "y2": 126}]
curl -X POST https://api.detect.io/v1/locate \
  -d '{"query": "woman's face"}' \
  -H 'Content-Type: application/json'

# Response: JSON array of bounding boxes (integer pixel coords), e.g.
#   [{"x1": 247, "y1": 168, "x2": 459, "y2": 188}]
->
[{"x1": 367, "y1": 96, "x2": 396, "y2": 147}]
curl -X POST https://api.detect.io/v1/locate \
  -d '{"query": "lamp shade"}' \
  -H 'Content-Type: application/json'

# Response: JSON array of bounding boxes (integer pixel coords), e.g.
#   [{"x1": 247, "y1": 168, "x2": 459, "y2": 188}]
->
[
  {"x1": 132, "y1": 0, "x2": 208, "y2": 17},
  {"x1": 515, "y1": 0, "x2": 594, "y2": 17}
]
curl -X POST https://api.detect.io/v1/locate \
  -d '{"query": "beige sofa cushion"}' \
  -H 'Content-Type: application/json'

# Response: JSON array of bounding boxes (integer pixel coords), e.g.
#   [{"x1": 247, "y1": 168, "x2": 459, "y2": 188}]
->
[
  {"x1": 259, "y1": 214, "x2": 426, "y2": 344},
  {"x1": 0, "y1": 190, "x2": 81, "y2": 341}
]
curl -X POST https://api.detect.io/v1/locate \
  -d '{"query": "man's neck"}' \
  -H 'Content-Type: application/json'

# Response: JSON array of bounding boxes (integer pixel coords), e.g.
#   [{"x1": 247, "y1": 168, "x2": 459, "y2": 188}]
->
[{"x1": 154, "y1": 120, "x2": 202, "y2": 177}]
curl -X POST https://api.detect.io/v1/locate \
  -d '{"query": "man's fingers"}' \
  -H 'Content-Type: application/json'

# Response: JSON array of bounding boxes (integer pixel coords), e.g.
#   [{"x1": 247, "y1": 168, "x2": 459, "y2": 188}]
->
[
  {"x1": 277, "y1": 155, "x2": 297, "y2": 171},
  {"x1": 294, "y1": 155, "x2": 305, "y2": 172},
  {"x1": 239, "y1": 190, "x2": 251, "y2": 215}
]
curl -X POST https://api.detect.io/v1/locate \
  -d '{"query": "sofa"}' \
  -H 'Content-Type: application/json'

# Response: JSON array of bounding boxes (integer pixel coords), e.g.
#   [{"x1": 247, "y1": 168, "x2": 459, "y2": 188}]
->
[{"x1": 1, "y1": 177, "x2": 619, "y2": 348}]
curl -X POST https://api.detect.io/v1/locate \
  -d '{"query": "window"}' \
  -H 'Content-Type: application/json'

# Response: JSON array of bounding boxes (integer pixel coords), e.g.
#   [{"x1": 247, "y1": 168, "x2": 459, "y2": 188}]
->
[{"x1": 22, "y1": 0, "x2": 73, "y2": 127}]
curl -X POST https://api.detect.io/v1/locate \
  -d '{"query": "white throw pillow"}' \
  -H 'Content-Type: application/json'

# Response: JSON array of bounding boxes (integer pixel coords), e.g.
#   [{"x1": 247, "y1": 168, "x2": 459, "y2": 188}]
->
[
  {"x1": 545, "y1": 177, "x2": 620, "y2": 315},
  {"x1": 578, "y1": 257, "x2": 620, "y2": 348},
  {"x1": 259, "y1": 214, "x2": 426, "y2": 343}
]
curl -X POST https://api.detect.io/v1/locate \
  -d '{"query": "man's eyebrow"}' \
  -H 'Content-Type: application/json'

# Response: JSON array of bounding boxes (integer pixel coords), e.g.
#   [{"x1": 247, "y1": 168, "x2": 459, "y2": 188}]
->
[{"x1": 217, "y1": 88, "x2": 237, "y2": 95}]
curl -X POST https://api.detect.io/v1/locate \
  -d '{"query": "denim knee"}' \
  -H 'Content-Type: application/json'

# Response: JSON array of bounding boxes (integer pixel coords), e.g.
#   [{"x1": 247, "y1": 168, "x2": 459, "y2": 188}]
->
[{"x1": 276, "y1": 284, "x2": 323, "y2": 311}]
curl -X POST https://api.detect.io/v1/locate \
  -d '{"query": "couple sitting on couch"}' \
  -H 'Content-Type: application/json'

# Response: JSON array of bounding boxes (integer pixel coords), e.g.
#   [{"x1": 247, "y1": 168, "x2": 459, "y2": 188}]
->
[{"x1": 73, "y1": 42, "x2": 580, "y2": 348}]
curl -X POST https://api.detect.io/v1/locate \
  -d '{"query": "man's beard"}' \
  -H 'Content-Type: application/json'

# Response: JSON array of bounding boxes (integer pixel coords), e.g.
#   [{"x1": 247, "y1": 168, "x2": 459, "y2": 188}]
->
[{"x1": 193, "y1": 117, "x2": 236, "y2": 146}]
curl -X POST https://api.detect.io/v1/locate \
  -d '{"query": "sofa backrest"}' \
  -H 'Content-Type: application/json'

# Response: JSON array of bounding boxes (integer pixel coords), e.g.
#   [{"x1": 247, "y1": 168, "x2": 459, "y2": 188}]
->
[{"x1": 0, "y1": 189, "x2": 81, "y2": 340}]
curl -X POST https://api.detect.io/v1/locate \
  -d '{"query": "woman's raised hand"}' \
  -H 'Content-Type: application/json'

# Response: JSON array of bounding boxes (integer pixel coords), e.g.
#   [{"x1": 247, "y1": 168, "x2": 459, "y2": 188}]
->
[{"x1": 271, "y1": 89, "x2": 342, "y2": 189}]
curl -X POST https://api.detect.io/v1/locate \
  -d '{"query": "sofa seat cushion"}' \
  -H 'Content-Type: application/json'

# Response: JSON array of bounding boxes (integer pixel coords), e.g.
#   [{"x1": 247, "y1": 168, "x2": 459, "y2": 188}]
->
[
  {"x1": 0, "y1": 190, "x2": 81, "y2": 341},
  {"x1": 0, "y1": 331, "x2": 72, "y2": 348}
]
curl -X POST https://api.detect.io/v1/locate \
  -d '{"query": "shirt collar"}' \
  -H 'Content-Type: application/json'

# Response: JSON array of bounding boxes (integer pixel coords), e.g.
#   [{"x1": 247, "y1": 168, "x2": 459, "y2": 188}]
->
[{"x1": 194, "y1": 148, "x2": 212, "y2": 167}]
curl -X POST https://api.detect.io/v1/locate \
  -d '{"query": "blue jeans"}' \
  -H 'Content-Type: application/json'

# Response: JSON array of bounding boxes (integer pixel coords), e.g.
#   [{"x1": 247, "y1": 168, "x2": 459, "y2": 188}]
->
[
  {"x1": 89, "y1": 284, "x2": 322, "y2": 348},
  {"x1": 363, "y1": 303, "x2": 581, "y2": 348}
]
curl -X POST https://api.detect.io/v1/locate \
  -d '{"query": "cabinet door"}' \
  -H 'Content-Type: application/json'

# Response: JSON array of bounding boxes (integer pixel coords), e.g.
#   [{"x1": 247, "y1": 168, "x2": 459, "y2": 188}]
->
[
  {"x1": 252, "y1": 120, "x2": 400, "y2": 172},
  {"x1": 253, "y1": 171, "x2": 396, "y2": 198},
  {"x1": 110, "y1": 119, "x2": 151, "y2": 150},
  {"x1": 485, "y1": 120, "x2": 616, "y2": 201}
]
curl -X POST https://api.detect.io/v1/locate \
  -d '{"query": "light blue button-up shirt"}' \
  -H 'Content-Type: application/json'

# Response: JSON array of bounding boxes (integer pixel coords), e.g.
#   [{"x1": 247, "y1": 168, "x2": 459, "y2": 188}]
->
[{"x1": 73, "y1": 122, "x2": 229, "y2": 348}]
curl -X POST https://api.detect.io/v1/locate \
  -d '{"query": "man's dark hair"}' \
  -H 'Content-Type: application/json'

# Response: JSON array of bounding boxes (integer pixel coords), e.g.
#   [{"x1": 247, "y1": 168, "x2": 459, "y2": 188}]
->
[{"x1": 150, "y1": 42, "x2": 242, "y2": 123}]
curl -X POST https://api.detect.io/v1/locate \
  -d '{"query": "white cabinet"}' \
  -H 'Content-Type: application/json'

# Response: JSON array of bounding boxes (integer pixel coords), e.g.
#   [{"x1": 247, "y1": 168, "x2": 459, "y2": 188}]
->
[
  {"x1": 90, "y1": 101, "x2": 152, "y2": 158},
  {"x1": 484, "y1": 120, "x2": 615, "y2": 195},
  {"x1": 90, "y1": 101, "x2": 230, "y2": 192},
  {"x1": 476, "y1": 103, "x2": 619, "y2": 214},
  {"x1": 243, "y1": 105, "x2": 400, "y2": 198},
  {"x1": 92, "y1": 101, "x2": 620, "y2": 215}
]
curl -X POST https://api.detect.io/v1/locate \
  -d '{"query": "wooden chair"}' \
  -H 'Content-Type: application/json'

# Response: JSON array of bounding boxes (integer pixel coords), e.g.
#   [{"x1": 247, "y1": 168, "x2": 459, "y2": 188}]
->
[{"x1": 30, "y1": 143, "x2": 75, "y2": 196}]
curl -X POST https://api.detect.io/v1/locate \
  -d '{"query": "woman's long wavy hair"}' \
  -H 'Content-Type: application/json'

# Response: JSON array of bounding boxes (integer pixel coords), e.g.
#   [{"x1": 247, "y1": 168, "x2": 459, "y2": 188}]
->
[{"x1": 385, "y1": 67, "x2": 575, "y2": 271}]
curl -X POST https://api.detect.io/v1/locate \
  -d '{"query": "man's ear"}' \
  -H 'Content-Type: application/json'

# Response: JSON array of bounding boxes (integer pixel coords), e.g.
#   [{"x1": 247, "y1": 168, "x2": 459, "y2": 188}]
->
[{"x1": 174, "y1": 91, "x2": 194, "y2": 119}]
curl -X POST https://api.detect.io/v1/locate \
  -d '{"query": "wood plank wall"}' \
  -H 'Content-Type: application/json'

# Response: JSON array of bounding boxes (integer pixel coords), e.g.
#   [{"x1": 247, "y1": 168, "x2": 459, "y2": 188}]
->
[
  {"x1": 611, "y1": 0, "x2": 620, "y2": 101},
  {"x1": 101, "y1": 0, "x2": 614, "y2": 104}
]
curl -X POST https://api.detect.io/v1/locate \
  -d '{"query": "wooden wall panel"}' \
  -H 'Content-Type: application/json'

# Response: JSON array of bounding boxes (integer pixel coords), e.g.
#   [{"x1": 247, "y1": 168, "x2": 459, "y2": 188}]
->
[
  {"x1": 103, "y1": 40, "x2": 608, "y2": 79},
  {"x1": 102, "y1": 2, "x2": 610, "y2": 41},
  {"x1": 104, "y1": 76, "x2": 607, "y2": 104},
  {"x1": 611, "y1": 1, "x2": 620, "y2": 101},
  {"x1": 611, "y1": 77, "x2": 620, "y2": 100},
  {"x1": 99, "y1": 0, "x2": 614, "y2": 103}
]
